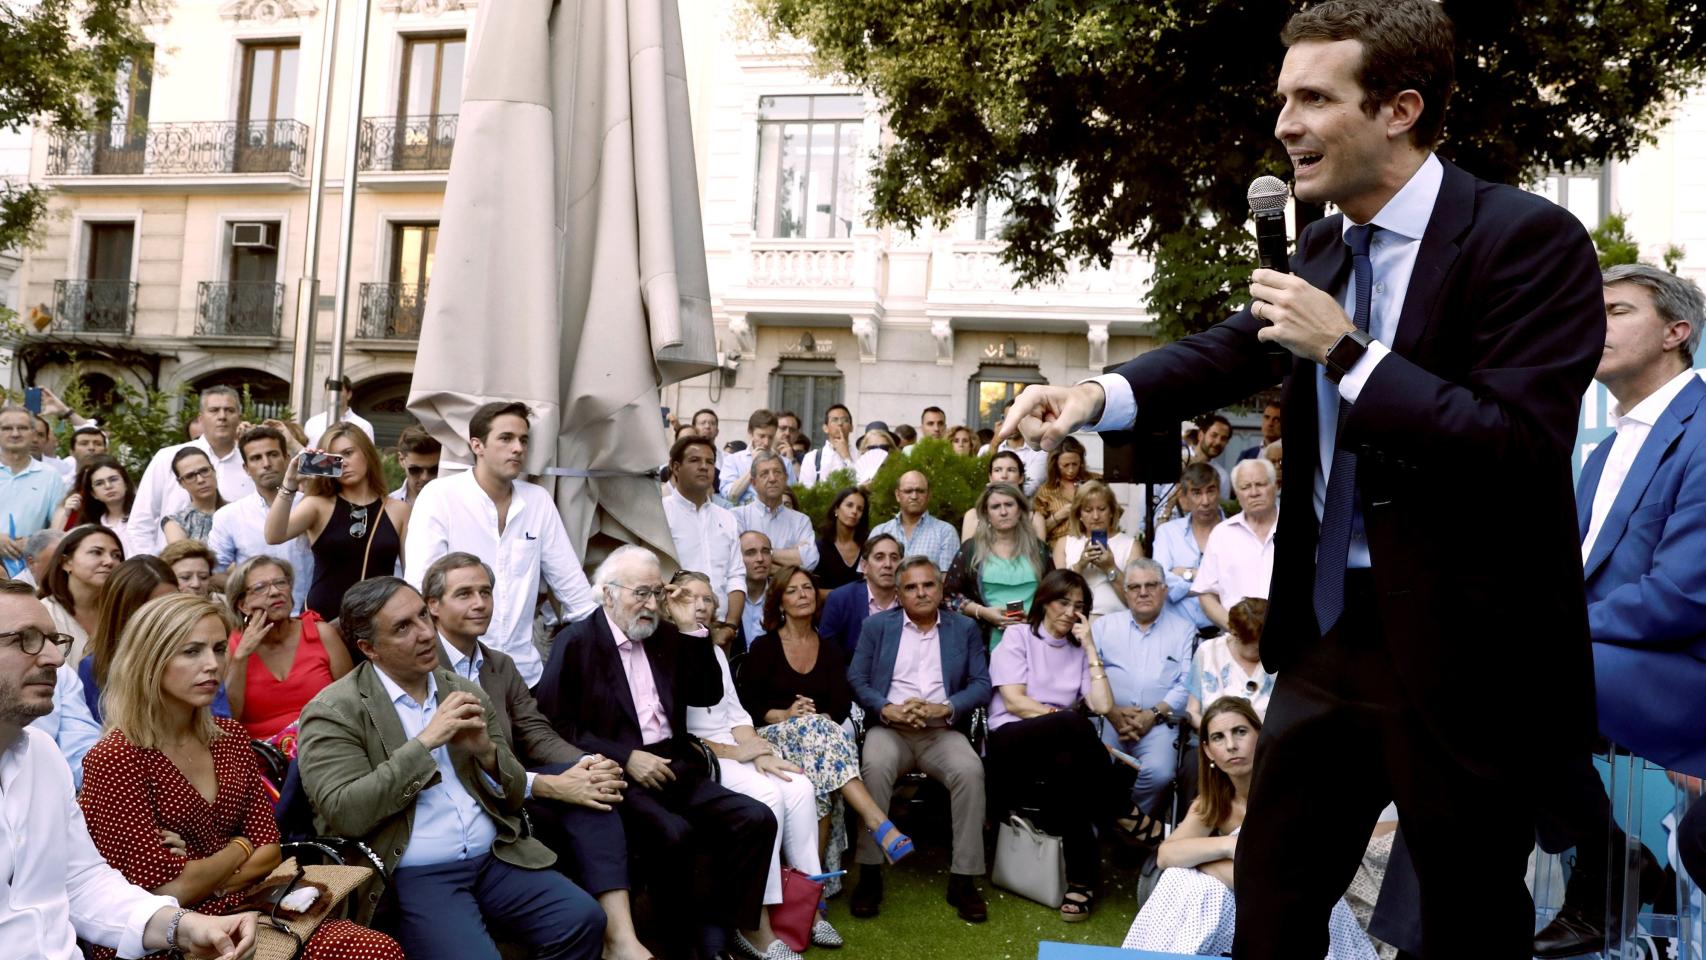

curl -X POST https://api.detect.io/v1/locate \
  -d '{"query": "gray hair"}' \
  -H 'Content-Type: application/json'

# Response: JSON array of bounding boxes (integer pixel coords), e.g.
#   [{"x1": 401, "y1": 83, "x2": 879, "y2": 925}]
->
[
  {"x1": 22, "y1": 529, "x2": 64, "y2": 561},
  {"x1": 421, "y1": 551, "x2": 495, "y2": 602},
  {"x1": 751, "y1": 450, "x2": 786, "y2": 475},
  {"x1": 591, "y1": 544, "x2": 661, "y2": 596},
  {"x1": 1123, "y1": 556, "x2": 1165, "y2": 582},
  {"x1": 896, "y1": 554, "x2": 941, "y2": 583},
  {"x1": 1231, "y1": 457, "x2": 1276, "y2": 487},
  {"x1": 199, "y1": 385, "x2": 240, "y2": 406},
  {"x1": 339, "y1": 576, "x2": 418, "y2": 649},
  {"x1": 1603, "y1": 263, "x2": 1705, "y2": 365},
  {"x1": 225, "y1": 555, "x2": 295, "y2": 622}
]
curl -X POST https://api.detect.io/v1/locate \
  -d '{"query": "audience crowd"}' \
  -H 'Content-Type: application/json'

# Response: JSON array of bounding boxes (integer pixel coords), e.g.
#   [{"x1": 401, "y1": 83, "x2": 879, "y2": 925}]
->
[{"x1": 1, "y1": 257, "x2": 1702, "y2": 960}]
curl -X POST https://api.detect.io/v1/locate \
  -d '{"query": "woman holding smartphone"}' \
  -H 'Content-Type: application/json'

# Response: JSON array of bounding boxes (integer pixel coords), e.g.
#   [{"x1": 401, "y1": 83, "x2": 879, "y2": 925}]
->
[
  {"x1": 263, "y1": 423, "x2": 408, "y2": 621},
  {"x1": 1051, "y1": 480, "x2": 1137, "y2": 617},
  {"x1": 946, "y1": 482, "x2": 1053, "y2": 649}
]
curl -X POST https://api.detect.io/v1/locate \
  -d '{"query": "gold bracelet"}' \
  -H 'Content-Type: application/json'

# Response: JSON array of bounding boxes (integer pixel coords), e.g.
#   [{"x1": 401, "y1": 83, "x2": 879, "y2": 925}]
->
[{"x1": 230, "y1": 836, "x2": 254, "y2": 860}]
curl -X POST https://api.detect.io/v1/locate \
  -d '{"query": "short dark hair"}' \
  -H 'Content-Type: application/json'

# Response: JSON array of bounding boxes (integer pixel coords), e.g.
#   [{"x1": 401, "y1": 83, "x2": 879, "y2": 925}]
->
[
  {"x1": 896, "y1": 555, "x2": 940, "y2": 583},
  {"x1": 893, "y1": 425, "x2": 918, "y2": 445},
  {"x1": 72, "y1": 424, "x2": 106, "y2": 441},
  {"x1": 396, "y1": 425, "x2": 442, "y2": 457},
  {"x1": 747, "y1": 409, "x2": 779, "y2": 433},
  {"x1": 469, "y1": 401, "x2": 531, "y2": 444},
  {"x1": 669, "y1": 433, "x2": 716, "y2": 466},
  {"x1": 0, "y1": 579, "x2": 36, "y2": 597},
  {"x1": 1179, "y1": 462, "x2": 1220, "y2": 492},
  {"x1": 1026, "y1": 568, "x2": 1093, "y2": 646},
  {"x1": 340, "y1": 576, "x2": 418, "y2": 651},
  {"x1": 692, "y1": 408, "x2": 718, "y2": 425},
  {"x1": 238, "y1": 425, "x2": 287, "y2": 460},
  {"x1": 1201, "y1": 413, "x2": 1232, "y2": 432},
  {"x1": 170, "y1": 446, "x2": 215, "y2": 481},
  {"x1": 1263, "y1": 399, "x2": 1284, "y2": 413},
  {"x1": 823, "y1": 403, "x2": 851, "y2": 425},
  {"x1": 989, "y1": 449, "x2": 1027, "y2": 481},
  {"x1": 921, "y1": 406, "x2": 945, "y2": 420},
  {"x1": 1280, "y1": 0, "x2": 1456, "y2": 148},
  {"x1": 860, "y1": 531, "x2": 900, "y2": 561},
  {"x1": 776, "y1": 410, "x2": 801, "y2": 427},
  {"x1": 422, "y1": 551, "x2": 494, "y2": 602}
]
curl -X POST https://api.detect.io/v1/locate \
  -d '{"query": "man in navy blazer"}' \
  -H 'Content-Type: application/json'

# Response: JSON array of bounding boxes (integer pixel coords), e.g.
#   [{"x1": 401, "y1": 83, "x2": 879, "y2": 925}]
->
[
  {"x1": 997, "y1": 3, "x2": 1603, "y2": 956},
  {"x1": 1531, "y1": 264, "x2": 1706, "y2": 956},
  {"x1": 846, "y1": 556, "x2": 992, "y2": 923},
  {"x1": 818, "y1": 533, "x2": 902, "y2": 659}
]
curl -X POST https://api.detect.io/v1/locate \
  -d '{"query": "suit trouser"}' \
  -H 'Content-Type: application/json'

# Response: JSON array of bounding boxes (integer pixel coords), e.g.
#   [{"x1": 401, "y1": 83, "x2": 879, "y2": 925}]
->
[
  {"x1": 527, "y1": 761, "x2": 630, "y2": 896},
  {"x1": 390, "y1": 852, "x2": 604, "y2": 960},
  {"x1": 1231, "y1": 572, "x2": 1535, "y2": 960},
  {"x1": 856, "y1": 725, "x2": 986, "y2": 875},
  {"x1": 716, "y1": 755, "x2": 823, "y2": 903},
  {"x1": 987, "y1": 710, "x2": 1135, "y2": 887},
  {"x1": 618, "y1": 766, "x2": 777, "y2": 953},
  {"x1": 1127, "y1": 721, "x2": 1184, "y2": 816}
]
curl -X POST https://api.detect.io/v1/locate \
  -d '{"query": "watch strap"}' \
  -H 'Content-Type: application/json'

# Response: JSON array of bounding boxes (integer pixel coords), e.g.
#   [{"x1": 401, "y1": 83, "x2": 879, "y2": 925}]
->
[{"x1": 1324, "y1": 329, "x2": 1375, "y2": 384}]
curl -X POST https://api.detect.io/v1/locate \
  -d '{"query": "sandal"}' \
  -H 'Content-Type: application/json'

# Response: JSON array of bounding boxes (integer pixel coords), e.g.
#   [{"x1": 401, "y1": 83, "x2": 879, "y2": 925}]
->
[
  {"x1": 1112, "y1": 806, "x2": 1165, "y2": 847},
  {"x1": 869, "y1": 819, "x2": 914, "y2": 864},
  {"x1": 1060, "y1": 884, "x2": 1093, "y2": 923}
]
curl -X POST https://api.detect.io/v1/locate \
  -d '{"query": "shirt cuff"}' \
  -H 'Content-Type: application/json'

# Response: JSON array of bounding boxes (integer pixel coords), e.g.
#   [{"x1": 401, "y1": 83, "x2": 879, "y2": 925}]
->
[
  {"x1": 1082, "y1": 374, "x2": 1135, "y2": 432},
  {"x1": 117, "y1": 896, "x2": 178, "y2": 959},
  {"x1": 1336, "y1": 340, "x2": 1390, "y2": 404},
  {"x1": 524, "y1": 770, "x2": 536, "y2": 800}
]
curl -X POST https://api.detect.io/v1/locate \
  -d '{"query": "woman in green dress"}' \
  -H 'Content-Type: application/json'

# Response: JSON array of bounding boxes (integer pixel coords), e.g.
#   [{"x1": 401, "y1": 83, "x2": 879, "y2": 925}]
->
[{"x1": 945, "y1": 482, "x2": 1053, "y2": 649}]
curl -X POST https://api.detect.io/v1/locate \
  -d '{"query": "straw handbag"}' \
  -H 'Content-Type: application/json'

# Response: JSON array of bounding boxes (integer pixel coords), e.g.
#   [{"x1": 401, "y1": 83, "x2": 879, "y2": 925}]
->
[{"x1": 236, "y1": 857, "x2": 372, "y2": 960}]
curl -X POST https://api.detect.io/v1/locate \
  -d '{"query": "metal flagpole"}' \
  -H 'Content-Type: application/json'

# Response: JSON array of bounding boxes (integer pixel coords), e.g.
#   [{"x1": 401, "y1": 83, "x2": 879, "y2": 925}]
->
[
  {"x1": 322, "y1": 0, "x2": 375, "y2": 425},
  {"x1": 288, "y1": 0, "x2": 344, "y2": 423}
]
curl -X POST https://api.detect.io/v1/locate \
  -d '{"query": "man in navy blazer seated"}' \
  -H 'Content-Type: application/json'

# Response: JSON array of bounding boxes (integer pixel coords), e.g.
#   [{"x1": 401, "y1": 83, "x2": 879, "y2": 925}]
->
[
  {"x1": 1532, "y1": 263, "x2": 1706, "y2": 956},
  {"x1": 533, "y1": 545, "x2": 778, "y2": 960},
  {"x1": 846, "y1": 555, "x2": 992, "y2": 923},
  {"x1": 817, "y1": 533, "x2": 901, "y2": 658}
]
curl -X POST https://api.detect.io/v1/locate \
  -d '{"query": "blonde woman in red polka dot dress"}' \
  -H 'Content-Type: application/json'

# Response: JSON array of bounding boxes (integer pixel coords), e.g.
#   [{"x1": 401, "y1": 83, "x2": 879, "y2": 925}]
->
[{"x1": 77, "y1": 593, "x2": 402, "y2": 960}]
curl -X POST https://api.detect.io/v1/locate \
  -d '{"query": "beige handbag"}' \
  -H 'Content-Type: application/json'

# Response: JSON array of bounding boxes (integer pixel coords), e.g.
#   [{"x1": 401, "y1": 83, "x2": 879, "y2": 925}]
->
[
  {"x1": 239, "y1": 858, "x2": 372, "y2": 960},
  {"x1": 991, "y1": 814, "x2": 1066, "y2": 908}
]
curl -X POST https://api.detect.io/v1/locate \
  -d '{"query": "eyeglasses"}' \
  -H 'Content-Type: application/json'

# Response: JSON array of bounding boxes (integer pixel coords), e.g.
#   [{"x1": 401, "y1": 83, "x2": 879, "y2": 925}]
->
[
  {"x1": 176, "y1": 466, "x2": 214, "y2": 483},
  {"x1": 616, "y1": 584, "x2": 667, "y2": 603},
  {"x1": 245, "y1": 576, "x2": 291, "y2": 596},
  {"x1": 0, "y1": 627, "x2": 76, "y2": 657}
]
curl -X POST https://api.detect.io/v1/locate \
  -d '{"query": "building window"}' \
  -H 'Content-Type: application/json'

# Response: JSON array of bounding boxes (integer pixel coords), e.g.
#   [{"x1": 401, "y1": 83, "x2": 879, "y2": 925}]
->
[
  {"x1": 237, "y1": 41, "x2": 301, "y2": 170},
  {"x1": 85, "y1": 222, "x2": 135, "y2": 282},
  {"x1": 94, "y1": 52, "x2": 152, "y2": 175},
  {"x1": 754, "y1": 95, "x2": 864, "y2": 239},
  {"x1": 972, "y1": 194, "x2": 1012, "y2": 241},
  {"x1": 1535, "y1": 167, "x2": 1608, "y2": 230},
  {"x1": 390, "y1": 222, "x2": 438, "y2": 288},
  {"x1": 968, "y1": 362, "x2": 1046, "y2": 433},
  {"x1": 769, "y1": 359, "x2": 844, "y2": 447},
  {"x1": 392, "y1": 34, "x2": 464, "y2": 170}
]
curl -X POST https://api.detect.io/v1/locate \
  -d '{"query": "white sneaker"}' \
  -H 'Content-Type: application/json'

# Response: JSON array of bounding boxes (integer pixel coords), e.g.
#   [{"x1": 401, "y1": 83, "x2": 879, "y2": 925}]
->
[
  {"x1": 811, "y1": 917, "x2": 844, "y2": 948},
  {"x1": 732, "y1": 932, "x2": 803, "y2": 960}
]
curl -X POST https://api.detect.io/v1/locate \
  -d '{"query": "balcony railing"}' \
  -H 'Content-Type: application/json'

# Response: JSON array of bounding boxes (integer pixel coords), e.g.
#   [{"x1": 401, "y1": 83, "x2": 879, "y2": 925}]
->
[
  {"x1": 196, "y1": 281, "x2": 284, "y2": 337},
  {"x1": 52, "y1": 279, "x2": 138, "y2": 335},
  {"x1": 46, "y1": 120, "x2": 311, "y2": 177},
  {"x1": 357, "y1": 282, "x2": 427, "y2": 340},
  {"x1": 357, "y1": 115, "x2": 458, "y2": 172}
]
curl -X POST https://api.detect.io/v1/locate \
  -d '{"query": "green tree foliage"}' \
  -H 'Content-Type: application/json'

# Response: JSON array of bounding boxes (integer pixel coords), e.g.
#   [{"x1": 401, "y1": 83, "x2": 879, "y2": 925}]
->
[
  {"x1": 791, "y1": 438, "x2": 991, "y2": 528},
  {"x1": 0, "y1": 0, "x2": 156, "y2": 246},
  {"x1": 56, "y1": 367, "x2": 193, "y2": 477},
  {"x1": 1591, "y1": 211, "x2": 1686, "y2": 273},
  {"x1": 750, "y1": 0, "x2": 1706, "y2": 340}
]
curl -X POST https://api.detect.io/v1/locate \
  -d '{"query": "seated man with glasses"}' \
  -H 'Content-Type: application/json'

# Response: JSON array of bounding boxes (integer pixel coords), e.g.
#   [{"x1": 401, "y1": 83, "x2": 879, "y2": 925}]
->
[
  {"x1": 1092, "y1": 558, "x2": 1198, "y2": 831},
  {"x1": 534, "y1": 546, "x2": 779, "y2": 960}
]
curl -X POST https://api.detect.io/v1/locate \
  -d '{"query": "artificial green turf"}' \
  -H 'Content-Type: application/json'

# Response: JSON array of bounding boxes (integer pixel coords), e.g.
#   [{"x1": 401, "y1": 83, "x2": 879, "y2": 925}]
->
[{"x1": 819, "y1": 844, "x2": 1139, "y2": 959}]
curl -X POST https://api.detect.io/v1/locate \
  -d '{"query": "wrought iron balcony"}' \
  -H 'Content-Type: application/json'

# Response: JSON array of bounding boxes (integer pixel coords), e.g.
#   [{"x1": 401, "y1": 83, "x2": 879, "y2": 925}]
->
[
  {"x1": 52, "y1": 280, "x2": 138, "y2": 335},
  {"x1": 196, "y1": 281, "x2": 284, "y2": 337},
  {"x1": 357, "y1": 282, "x2": 427, "y2": 340},
  {"x1": 357, "y1": 115, "x2": 458, "y2": 172},
  {"x1": 46, "y1": 120, "x2": 311, "y2": 177}
]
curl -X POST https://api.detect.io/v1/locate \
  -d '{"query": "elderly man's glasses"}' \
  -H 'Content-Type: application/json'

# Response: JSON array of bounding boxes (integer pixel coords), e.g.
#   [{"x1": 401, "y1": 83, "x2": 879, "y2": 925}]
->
[
  {"x1": 615, "y1": 584, "x2": 666, "y2": 603},
  {"x1": 0, "y1": 627, "x2": 76, "y2": 656}
]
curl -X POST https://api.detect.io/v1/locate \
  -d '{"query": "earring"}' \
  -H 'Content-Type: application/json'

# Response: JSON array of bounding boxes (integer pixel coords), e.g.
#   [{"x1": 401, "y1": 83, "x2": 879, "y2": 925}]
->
[{"x1": 1210, "y1": 763, "x2": 1217, "y2": 769}]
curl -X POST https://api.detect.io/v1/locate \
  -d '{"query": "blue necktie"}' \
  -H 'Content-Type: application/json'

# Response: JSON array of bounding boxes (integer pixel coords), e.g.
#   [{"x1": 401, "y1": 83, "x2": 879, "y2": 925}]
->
[{"x1": 1312, "y1": 224, "x2": 1374, "y2": 635}]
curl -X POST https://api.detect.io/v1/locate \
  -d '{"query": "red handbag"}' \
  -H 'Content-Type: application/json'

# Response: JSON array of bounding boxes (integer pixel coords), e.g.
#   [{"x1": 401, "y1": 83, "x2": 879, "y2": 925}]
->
[{"x1": 771, "y1": 867, "x2": 825, "y2": 952}]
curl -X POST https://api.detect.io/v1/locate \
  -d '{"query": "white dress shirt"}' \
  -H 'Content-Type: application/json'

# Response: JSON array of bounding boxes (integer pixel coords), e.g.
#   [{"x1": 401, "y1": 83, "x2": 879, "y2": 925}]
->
[
  {"x1": 1582, "y1": 368, "x2": 1702, "y2": 561},
  {"x1": 1193, "y1": 508, "x2": 1278, "y2": 610},
  {"x1": 375, "y1": 669, "x2": 499, "y2": 869},
  {"x1": 799, "y1": 445, "x2": 855, "y2": 486},
  {"x1": 208, "y1": 492, "x2": 315, "y2": 614},
  {"x1": 662, "y1": 484, "x2": 746, "y2": 620},
  {"x1": 1091, "y1": 154, "x2": 1445, "y2": 571},
  {"x1": 404, "y1": 469, "x2": 600, "y2": 687},
  {"x1": 0, "y1": 727, "x2": 177, "y2": 959},
  {"x1": 732, "y1": 499, "x2": 820, "y2": 571},
  {"x1": 127, "y1": 437, "x2": 255, "y2": 556},
  {"x1": 302, "y1": 409, "x2": 376, "y2": 445}
]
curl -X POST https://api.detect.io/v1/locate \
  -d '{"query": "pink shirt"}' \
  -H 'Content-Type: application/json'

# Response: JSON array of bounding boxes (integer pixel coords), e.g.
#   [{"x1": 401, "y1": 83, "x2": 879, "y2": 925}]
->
[
  {"x1": 887, "y1": 614, "x2": 948, "y2": 724},
  {"x1": 866, "y1": 585, "x2": 899, "y2": 617},
  {"x1": 605, "y1": 611, "x2": 671, "y2": 744}
]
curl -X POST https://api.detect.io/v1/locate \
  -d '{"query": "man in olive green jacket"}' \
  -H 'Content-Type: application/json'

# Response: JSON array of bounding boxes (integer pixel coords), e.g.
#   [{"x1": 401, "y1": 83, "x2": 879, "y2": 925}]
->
[{"x1": 296, "y1": 576, "x2": 604, "y2": 960}]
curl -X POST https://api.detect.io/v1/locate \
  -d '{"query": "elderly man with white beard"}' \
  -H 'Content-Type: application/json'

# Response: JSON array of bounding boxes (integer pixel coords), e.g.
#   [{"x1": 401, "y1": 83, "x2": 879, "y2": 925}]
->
[{"x1": 533, "y1": 546, "x2": 779, "y2": 960}]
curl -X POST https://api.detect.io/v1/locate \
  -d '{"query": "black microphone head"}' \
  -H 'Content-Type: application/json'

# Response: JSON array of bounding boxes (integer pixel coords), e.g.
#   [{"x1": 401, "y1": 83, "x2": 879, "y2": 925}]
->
[{"x1": 1247, "y1": 176, "x2": 1289, "y2": 217}]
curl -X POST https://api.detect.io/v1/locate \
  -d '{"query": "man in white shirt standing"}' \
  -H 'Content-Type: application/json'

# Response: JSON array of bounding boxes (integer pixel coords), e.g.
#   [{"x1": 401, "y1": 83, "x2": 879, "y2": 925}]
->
[
  {"x1": 0, "y1": 579, "x2": 256, "y2": 959},
  {"x1": 404, "y1": 401, "x2": 599, "y2": 687},
  {"x1": 390, "y1": 425, "x2": 442, "y2": 503},
  {"x1": 208, "y1": 425, "x2": 315, "y2": 613},
  {"x1": 302, "y1": 376, "x2": 377, "y2": 444},
  {"x1": 661, "y1": 434, "x2": 745, "y2": 622},
  {"x1": 733, "y1": 453, "x2": 818, "y2": 572},
  {"x1": 129, "y1": 387, "x2": 256, "y2": 556},
  {"x1": 798, "y1": 404, "x2": 856, "y2": 486},
  {"x1": 1193, "y1": 458, "x2": 1278, "y2": 631}
]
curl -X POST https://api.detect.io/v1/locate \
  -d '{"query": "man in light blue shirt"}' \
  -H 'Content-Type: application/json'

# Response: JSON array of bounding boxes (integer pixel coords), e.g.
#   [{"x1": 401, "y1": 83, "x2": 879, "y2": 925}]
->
[
  {"x1": 733, "y1": 453, "x2": 819, "y2": 571},
  {"x1": 1092, "y1": 558, "x2": 1194, "y2": 816},
  {"x1": 720, "y1": 409, "x2": 797, "y2": 505},
  {"x1": 28, "y1": 664, "x2": 101, "y2": 790},
  {"x1": 738, "y1": 530, "x2": 772, "y2": 650},
  {"x1": 868, "y1": 470, "x2": 960, "y2": 573},
  {"x1": 1149, "y1": 462, "x2": 1223, "y2": 634},
  {"x1": 0, "y1": 407, "x2": 66, "y2": 567}
]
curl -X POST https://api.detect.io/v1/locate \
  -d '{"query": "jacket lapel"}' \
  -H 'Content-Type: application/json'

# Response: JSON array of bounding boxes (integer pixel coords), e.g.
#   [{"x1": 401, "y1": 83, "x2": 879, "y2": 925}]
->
[
  {"x1": 1584, "y1": 377, "x2": 1706, "y2": 578},
  {"x1": 1391, "y1": 159, "x2": 1471, "y2": 357},
  {"x1": 592, "y1": 614, "x2": 643, "y2": 732},
  {"x1": 938, "y1": 617, "x2": 964, "y2": 696},
  {"x1": 876, "y1": 614, "x2": 903, "y2": 693},
  {"x1": 354, "y1": 661, "x2": 413, "y2": 756}
]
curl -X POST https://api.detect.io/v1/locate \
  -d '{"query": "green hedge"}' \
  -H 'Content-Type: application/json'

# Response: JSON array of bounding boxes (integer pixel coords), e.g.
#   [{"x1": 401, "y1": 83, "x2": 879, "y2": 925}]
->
[{"x1": 790, "y1": 438, "x2": 990, "y2": 530}]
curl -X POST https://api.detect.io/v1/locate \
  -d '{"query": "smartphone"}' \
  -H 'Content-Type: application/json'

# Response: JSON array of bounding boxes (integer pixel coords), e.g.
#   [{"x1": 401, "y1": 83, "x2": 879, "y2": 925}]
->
[
  {"x1": 1005, "y1": 600, "x2": 1025, "y2": 620},
  {"x1": 22, "y1": 388, "x2": 41, "y2": 415},
  {"x1": 297, "y1": 450, "x2": 345, "y2": 478},
  {"x1": 1090, "y1": 530, "x2": 1109, "y2": 549}
]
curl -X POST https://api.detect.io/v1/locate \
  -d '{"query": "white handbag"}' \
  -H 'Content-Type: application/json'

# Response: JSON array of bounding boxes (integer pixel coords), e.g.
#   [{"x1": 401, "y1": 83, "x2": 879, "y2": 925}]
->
[{"x1": 991, "y1": 814, "x2": 1066, "y2": 908}]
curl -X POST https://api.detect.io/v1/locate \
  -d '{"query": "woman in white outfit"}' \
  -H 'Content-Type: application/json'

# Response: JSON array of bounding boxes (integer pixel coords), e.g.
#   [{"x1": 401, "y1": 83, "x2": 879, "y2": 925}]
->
[
  {"x1": 667, "y1": 571, "x2": 843, "y2": 959},
  {"x1": 1123, "y1": 697, "x2": 1377, "y2": 958}
]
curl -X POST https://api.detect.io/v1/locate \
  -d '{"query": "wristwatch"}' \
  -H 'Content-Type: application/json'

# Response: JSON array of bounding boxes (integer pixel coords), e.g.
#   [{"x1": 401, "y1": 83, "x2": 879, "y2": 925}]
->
[
  {"x1": 1324, "y1": 329, "x2": 1375, "y2": 384},
  {"x1": 1181, "y1": 568, "x2": 1195, "y2": 582}
]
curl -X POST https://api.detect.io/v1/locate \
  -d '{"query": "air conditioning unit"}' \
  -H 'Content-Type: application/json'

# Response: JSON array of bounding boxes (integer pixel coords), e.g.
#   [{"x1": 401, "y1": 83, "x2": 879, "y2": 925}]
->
[{"x1": 231, "y1": 222, "x2": 275, "y2": 250}]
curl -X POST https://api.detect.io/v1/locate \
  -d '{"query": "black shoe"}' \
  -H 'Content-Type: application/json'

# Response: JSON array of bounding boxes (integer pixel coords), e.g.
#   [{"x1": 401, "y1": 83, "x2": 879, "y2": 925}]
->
[
  {"x1": 945, "y1": 873, "x2": 988, "y2": 923},
  {"x1": 850, "y1": 866, "x2": 884, "y2": 919},
  {"x1": 1532, "y1": 907, "x2": 1606, "y2": 959}
]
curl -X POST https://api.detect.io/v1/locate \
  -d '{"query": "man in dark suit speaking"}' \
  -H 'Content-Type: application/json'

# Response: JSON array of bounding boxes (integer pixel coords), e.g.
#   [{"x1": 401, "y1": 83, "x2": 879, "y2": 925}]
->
[{"x1": 998, "y1": 2, "x2": 1604, "y2": 957}]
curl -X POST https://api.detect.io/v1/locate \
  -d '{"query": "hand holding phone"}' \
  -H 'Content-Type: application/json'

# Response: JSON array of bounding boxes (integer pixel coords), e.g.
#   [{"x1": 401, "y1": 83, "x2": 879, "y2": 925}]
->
[
  {"x1": 1005, "y1": 600, "x2": 1026, "y2": 623},
  {"x1": 23, "y1": 388, "x2": 42, "y2": 415},
  {"x1": 297, "y1": 449, "x2": 345, "y2": 478}
]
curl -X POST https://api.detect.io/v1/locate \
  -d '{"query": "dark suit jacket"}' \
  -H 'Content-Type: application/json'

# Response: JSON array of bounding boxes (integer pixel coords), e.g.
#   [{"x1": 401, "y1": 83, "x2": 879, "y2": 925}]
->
[
  {"x1": 532, "y1": 611, "x2": 724, "y2": 769},
  {"x1": 1107, "y1": 157, "x2": 1604, "y2": 768},
  {"x1": 439, "y1": 638, "x2": 582, "y2": 769},
  {"x1": 847, "y1": 607, "x2": 991, "y2": 726},
  {"x1": 1577, "y1": 374, "x2": 1706, "y2": 776},
  {"x1": 821, "y1": 579, "x2": 880, "y2": 660}
]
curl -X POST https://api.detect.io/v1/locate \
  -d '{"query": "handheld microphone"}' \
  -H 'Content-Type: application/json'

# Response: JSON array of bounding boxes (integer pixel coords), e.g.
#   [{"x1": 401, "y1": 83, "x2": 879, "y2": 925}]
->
[{"x1": 1247, "y1": 175, "x2": 1291, "y2": 273}]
